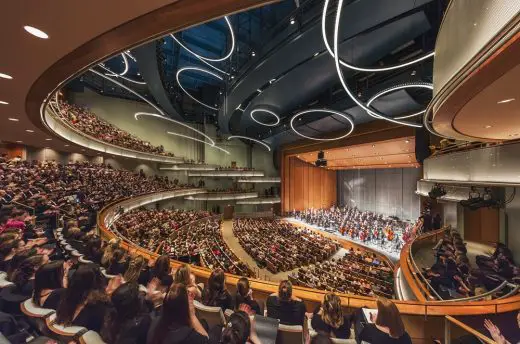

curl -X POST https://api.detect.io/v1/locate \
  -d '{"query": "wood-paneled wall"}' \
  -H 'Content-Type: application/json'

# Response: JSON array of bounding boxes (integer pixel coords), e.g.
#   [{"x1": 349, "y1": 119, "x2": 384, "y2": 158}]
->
[{"x1": 282, "y1": 157, "x2": 336, "y2": 212}]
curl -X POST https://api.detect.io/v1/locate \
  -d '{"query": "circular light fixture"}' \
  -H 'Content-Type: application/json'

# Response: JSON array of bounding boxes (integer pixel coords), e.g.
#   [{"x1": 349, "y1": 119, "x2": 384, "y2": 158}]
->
[
  {"x1": 227, "y1": 135, "x2": 271, "y2": 151},
  {"x1": 25, "y1": 129, "x2": 34, "y2": 133},
  {"x1": 331, "y1": 0, "x2": 422, "y2": 128},
  {"x1": 171, "y1": 16, "x2": 235, "y2": 62},
  {"x1": 290, "y1": 109, "x2": 355, "y2": 141},
  {"x1": 322, "y1": 0, "x2": 434, "y2": 72},
  {"x1": 0, "y1": 101, "x2": 8, "y2": 105},
  {"x1": 176, "y1": 67, "x2": 223, "y2": 111},
  {"x1": 250, "y1": 109, "x2": 280, "y2": 127},
  {"x1": 89, "y1": 70, "x2": 216, "y2": 147},
  {"x1": 104, "y1": 53, "x2": 129, "y2": 76},
  {"x1": 24, "y1": 25, "x2": 49, "y2": 39},
  {"x1": 167, "y1": 131, "x2": 230, "y2": 155},
  {"x1": 8, "y1": 117, "x2": 19, "y2": 121},
  {"x1": 98, "y1": 55, "x2": 145, "y2": 85},
  {"x1": 365, "y1": 83, "x2": 433, "y2": 122},
  {"x1": 0, "y1": 73, "x2": 13, "y2": 80},
  {"x1": 134, "y1": 112, "x2": 215, "y2": 146}
]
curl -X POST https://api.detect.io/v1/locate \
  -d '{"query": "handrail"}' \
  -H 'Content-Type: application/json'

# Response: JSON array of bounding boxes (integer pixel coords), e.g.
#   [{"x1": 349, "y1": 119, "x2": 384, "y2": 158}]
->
[
  {"x1": 46, "y1": 100, "x2": 184, "y2": 163},
  {"x1": 444, "y1": 315, "x2": 496, "y2": 344},
  {"x1": 408, "y1": 243, "x2": 444, "y2": 300}
]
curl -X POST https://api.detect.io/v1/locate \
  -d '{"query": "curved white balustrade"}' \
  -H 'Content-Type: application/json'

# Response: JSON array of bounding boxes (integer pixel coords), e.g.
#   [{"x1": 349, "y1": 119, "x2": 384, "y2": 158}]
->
[
  {"x1": 188, "y1": 171, "x2": 264, "y2": 177},
  {"x1": 184, "y1": 192, "x2": 258, "y2": 201},
  {"x1": 43, "y1": 106, "x2": 184, "y2": 164},
  {"x1": 103, "y1": 188, "x2": 207, "y2": 228},
  {"x1": 237, "y1": 177, "x2": 280, "y2": 183},
  {"x1": 236, "y1": 197, "x2": 280, "y2": 204}
]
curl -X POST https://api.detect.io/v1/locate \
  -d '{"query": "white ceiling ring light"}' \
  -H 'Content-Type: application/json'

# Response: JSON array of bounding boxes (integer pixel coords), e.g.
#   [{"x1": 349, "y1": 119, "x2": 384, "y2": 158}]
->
[
  {"x1": 322, "y1": 0, "x2": 434, "y2": 72},
  {"x1": 250, "y1": 109, "x2": 280, "y2": 127},
  {"x1": 331, "y1": 0, "x2": 423, "y2": 128},
  {"x1": 227, "y1": 135, "x2": 271, "y2": 152},
  {"x1": 134, "y1": 112, "x2": 215, "y2": 146},
  {"x1": 89, "y1": 69, "x2": 216, "y2": 146},
  {"x1": 366, "y1": 83, "x2": 433, "y2": 121},
  {"x1": 166, "y1": 131, "x2": 230, "y2": 155},
  {"x1": 176, "y1": 67, "x2": 223, "y2": 111},
  {"x1": 98, "y1": 55, "x2": 146, "y2": 85},
  {"x1": 290, "y1": 109, "x2": 355, "y2": 141},
  {"x1": 171, "y1": 16, "x2": 235, "y2": 63}
]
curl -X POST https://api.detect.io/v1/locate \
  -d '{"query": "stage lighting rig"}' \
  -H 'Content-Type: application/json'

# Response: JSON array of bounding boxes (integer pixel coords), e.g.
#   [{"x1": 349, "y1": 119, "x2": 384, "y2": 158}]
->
[
  {"x1": 428, "y1": 183, "x2": 447, "y2": 199},
  {"x1": 315, "y1": 150, "x2": 327, "y2": 167}
]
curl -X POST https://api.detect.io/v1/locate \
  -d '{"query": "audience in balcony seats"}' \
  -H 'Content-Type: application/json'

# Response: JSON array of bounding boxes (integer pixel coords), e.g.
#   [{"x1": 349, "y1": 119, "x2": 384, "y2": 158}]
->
[
  {"x1": 208, "y1": 310, "x2": 261, "y2": 344},
  {"x1": 147, "y1": 283, "x2": 209, "y2": 344},
  {"x1": 266, "y1": 280, "x2": 306, "y2": 326},
  {"x1": 55, "y1": 99, "x2": 176, "y2": 157},
  {"x1": 356, "y1": 298, "x2": 412, "y2": 344},
  {"x1": 101, "y1": 282, "x2": 152, "y2": 344},
  {"x1": 32, "y1": 260, "x2": 68, "y2": 309},
  {"x1": 174, "y1": 264, "x2": 202, "y2": 300},
  {"x1": 234, "y1": 277, "x2": 261, "y2": 315},
  {"x1": 56, "y1": 263, "x2": 110, "y2": 332},
  {"x1": 203, "y1": 268, "x2": 232, "y2": 311},
  {"x1": 310, "y1": 293, "x2": 352, "y2": 339}
]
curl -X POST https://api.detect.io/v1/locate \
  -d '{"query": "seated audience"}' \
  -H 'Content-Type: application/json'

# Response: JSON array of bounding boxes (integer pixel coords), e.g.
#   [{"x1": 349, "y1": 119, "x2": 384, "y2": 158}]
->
[
  {"x1": 356, "y1": 298, "x2": 412, "y2": 344},
  {"x1": 203, "y1": 268, "x2": 232, "y2": 311},
  {"x1": 32, "y1": 260, "x2": 67, "y2": 309},
  {"x1": 311, "y1": 293, "x2": 352, "y2": 339},
  {"x1": 235, "y1": 277, "x2": 261, "y2": 315},
  {"x1": 101, "y1": 282, "x2": 152, "y2": 344},
  {"x1": 266, "y1": 280, "x2": 306, "y2": 326},
  {"x1": 147, "y1": 283, "x2": 209, "y2": 344}
]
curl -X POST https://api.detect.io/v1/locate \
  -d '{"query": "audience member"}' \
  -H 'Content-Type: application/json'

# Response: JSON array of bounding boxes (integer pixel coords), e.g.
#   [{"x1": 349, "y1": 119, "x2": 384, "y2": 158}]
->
[
  {"x1": 33, "y1": 260, "x2": 67, "y2": 309},
  {"x1": 209, "y1": 310, "x2": 261, "y2": 344},
  {"x1": 235, "y1": 277, "x2": 261, "y2": 315},
  {"x1": 310, "y1": 293, "x2": 352, "y2": 339},
  {"x1": 266, "y1": 280, "x2": 306, "y2": 326},
  {"x1": 202, "y1": 268, "x2": 232, "y2": 311}
]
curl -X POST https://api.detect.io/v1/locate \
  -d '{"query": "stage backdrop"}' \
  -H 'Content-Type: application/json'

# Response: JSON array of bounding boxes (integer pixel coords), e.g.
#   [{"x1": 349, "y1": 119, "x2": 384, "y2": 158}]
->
[
  {"x1": 337, "y1": 168, "x2": 420, "y2": 221},
  {"x1": 282, "y1": 157, "x2": 337, "y2": 213}
]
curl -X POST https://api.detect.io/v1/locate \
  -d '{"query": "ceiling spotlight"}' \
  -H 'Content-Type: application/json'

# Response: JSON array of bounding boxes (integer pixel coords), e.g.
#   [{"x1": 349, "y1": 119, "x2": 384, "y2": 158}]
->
[
  {"x1": 0, "y1": 73, "x2": 13, "y2": 80},
  {"x1": 269, "y1": 78, "x2": 276, "y2": 84},
  {"x1": 290, "y1": 18, "x2": 296, "y2": 25},
  {"x1": 64, "y1": 144, "x2": 69, "y2": 147},
  {"x1": 251, "y1": 51, "x2": 256, "y2": 57},
  {"x1": 8, "y1": 118, "x2": 19, "y2": 121},
  {"x1": 45, "y1": 138, "x2": 52, "y2": 141},
  {"x1": 411, "y1": 70, "x2": 416, "y2": 76},
  {"x1": 137, "y1": 72, "x2": 141, "y2": 76},
  {"x1": 497, "y1": 98, "x2": 515, "y2": 104},
  {"x1": 25, "y1": 129, "x2": 34, "y2": 133},
  {"x1": 230, "y1": 75, "x2": 235, "y2": 79},
  {"x1": 15, "y1": 140, "x2": 23, "y2": 143},
  {"x1": 24, "y1": 25, "x2": 49, "y2": 39},
  {"x1": 0, "y1": 100, "x2": 8, "y2": 105},
  {"x1": 405, "y1": 139, "x2": 410, "y2": 143}
]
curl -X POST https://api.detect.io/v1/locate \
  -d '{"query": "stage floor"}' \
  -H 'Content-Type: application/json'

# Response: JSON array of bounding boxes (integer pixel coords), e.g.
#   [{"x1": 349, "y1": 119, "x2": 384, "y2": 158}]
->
[{"x1": 284, "y1": 217, "x2": 401, "y2": 262}]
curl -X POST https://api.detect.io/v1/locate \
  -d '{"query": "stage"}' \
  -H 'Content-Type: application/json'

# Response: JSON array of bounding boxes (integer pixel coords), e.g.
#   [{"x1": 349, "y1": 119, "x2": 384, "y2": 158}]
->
[{"x1": 284, "y1": 217, "x2": 402, "y2": 262}]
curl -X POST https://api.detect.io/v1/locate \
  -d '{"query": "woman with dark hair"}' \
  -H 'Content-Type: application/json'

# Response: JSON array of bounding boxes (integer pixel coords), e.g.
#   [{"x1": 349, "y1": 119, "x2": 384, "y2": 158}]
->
[
  {"x1": 101, "y1": 283, "x2": 151, "y2": 344},
  {"x1": 174, "y1": 264, "x2": 201, "y2": 300},
  {"x1": 209, "y1": 310, "x2": 261, "y2": 344},
  {"x1": 147, "y1": 283, "x2": 208, "y2": 344},
  {"x1": 33, "y1": 260, "x2": 66, "y2": 309},
  {"x1": 56, "y1": 263, "x2": 110, "y2": 332},
  {"x1": 84, "y1": 236, "x2": 103, "y2": 264},
  {"x1": 266, "y1": 280, "x2": 306, "y2": 326},
  {"x1": 5, "y1": 248, "x2": 36, "y2": 280},
  {"x1": 0, "y1": 239, "x2": 25, "y2": 271},
  {"x1": 202, "y1": 268, "x2": 232, "y2": 311},
  {"x1": 311, "y1": 293, "x2": 352, "y2": 339},
  {"x1": 234, "y1": 277, "x2": 261, "y2": 315},
  {"x1": 106, "y1": 249, "x2": 129, "y2": 275},
  {"x1": 357, "y1": 298, "x2": 411, "y2": 344},
  {"x1": 148, "y1": 254, "x2": 173, "y2": 288}
]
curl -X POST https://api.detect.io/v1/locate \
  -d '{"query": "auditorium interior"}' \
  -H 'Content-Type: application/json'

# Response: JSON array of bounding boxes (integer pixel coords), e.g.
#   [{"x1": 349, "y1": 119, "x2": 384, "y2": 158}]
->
[{"x1": 0, "y1": 1, "x2": 519, "y2": 343}]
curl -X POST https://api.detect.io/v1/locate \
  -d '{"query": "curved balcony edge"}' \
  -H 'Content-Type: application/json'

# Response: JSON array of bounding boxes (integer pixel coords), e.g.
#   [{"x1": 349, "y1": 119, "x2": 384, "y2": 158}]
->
[
  {"x1": 97, "y1": 191, "x2": 520, "y2": 318},
  {"x1": 184, "y1": 192, "x2": 259, "y2": 201},
  {"x1": 43, "y1": 102, "x2": 185, "y2": 164}
]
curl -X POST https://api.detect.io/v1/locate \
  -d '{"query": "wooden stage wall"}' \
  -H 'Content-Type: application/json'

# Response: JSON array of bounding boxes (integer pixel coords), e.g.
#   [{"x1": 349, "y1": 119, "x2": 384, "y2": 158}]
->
[{"x1": 282, "y1": 156, "x2": 336, "y2": 213}]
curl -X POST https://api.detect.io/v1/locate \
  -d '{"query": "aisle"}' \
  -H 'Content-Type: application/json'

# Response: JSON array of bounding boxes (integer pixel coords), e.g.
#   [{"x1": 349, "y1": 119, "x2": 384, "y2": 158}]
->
[{"x1": 220, "y1": 220, "x2": 347, "y2": 282}]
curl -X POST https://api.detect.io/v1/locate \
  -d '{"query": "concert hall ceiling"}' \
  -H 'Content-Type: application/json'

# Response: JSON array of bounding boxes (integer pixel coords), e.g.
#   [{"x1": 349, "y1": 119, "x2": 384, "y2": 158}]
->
[{"x1": 295, "y1": 136, "x2": 419, "y2": 170}]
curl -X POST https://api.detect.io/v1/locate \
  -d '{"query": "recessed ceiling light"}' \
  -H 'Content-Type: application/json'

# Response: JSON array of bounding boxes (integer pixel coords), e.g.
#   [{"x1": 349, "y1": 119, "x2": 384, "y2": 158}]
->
[
  {"x1": 0, "y1": 73, "x2": 13, "y2": 80},
  {"x1": 405, "y1": 139, "x2": 410, "y2": 143},
  {"x1": 484, "y1": 125, "x2": 492, "y2": 129},
  {"x1": 25, "y1": 129, "x2": 34, "y2": 133},
  {"x1": 251, "y1": 51, "x2": 256, "y2": 57},
  {"x1": 0, "y1": 100, "x2": 8, "y2": 105},
  {"x1": 64, "y1": 144, "x2": 69, "y2": 147},
  {"x1": 8, "y1": 118, "x2": 19, "y2": 121},
  {"x1": 15, "y1": 140, "x2": 22, "y2": 143},
  {"x1": 372, "y1": 144, "x2": 375, "y2": 147},
  {"x1": 45, "y1": 138, "x2": 52, "y2": 141},
  {"x1": 24, "y1": 25, "x2": 49, "y2": 39},
  {"x1": 290, "y1": 18, "x2": 296, "y2": 25},
  {"x1": 497, "y1": 98, "x2": 515, "y2": 104},
  {"x1": 411, "y1": 70, "x2": 416, "y2": 76}
]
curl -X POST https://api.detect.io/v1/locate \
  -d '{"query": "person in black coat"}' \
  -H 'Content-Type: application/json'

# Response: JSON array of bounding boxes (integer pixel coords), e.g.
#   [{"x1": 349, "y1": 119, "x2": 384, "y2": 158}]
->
[
  {"x1": 266, "y1": 280, "x2": 306, "y2": 326},
  {"x1": 234, "y1": 277, "x2": 261, "y2": 315},
  {"x1": 202, "y1": 269, "x2": 232, "y2": 311}
]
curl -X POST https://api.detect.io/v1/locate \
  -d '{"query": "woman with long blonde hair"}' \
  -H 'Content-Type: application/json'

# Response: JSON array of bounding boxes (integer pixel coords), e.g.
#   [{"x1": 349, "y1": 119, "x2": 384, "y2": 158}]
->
[{"x1": 311, "y1": 293, "x2": 352, "y2": 339}]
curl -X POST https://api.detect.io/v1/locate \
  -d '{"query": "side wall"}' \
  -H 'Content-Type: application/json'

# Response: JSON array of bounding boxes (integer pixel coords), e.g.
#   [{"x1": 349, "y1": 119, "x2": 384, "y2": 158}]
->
[
  {"x1": 337, "y1": 167, "x2": 420, "y2": 221},
  {"x1": 282, "y1": 157, "x2": 337, "y2": 213}
]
